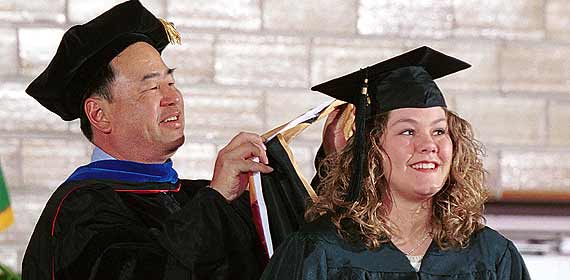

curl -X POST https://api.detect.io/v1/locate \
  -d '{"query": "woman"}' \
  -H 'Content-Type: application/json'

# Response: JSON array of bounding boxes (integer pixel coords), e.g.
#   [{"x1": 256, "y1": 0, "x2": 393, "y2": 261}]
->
[{"x1": 261, "y1": 47, "x2": 530, "y2": 279}]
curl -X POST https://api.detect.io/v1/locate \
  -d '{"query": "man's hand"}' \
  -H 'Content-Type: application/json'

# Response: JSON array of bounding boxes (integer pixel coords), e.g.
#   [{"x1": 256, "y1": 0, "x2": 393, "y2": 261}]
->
[
  {"x1": 322, "y1": 104, "x2": 354, "y2": 155},
  {"x1": 210, "y1": 132, "x2": 273, "y2": 201}
]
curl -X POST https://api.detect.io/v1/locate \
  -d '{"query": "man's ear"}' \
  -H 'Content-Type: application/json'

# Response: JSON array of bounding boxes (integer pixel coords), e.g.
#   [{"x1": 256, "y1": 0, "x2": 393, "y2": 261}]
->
[{"x1": 84, "y1": 97, "x2": 111, "y2": 134}]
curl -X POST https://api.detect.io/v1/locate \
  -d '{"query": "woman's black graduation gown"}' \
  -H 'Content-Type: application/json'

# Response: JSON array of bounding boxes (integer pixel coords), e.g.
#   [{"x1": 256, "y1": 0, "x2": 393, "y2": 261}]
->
[{"x1": 261, "y1": 216, "x2": 531, "y2": 280}]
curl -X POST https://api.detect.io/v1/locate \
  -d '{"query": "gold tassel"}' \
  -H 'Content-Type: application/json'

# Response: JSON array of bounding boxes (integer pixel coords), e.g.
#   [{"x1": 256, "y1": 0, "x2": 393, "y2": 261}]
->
[{"x1": 158, "y1": 18, "x2": 181, "y2": 45}]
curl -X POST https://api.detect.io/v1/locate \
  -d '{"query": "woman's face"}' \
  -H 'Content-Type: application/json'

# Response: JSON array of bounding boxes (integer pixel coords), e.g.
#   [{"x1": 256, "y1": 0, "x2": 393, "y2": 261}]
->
[{"x1": 380, "y1": 107, "x2": 452, "y2": 202}]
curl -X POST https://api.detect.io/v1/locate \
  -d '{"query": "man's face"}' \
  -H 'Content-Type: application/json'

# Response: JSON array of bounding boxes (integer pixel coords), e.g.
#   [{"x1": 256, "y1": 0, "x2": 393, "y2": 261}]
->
[{"x1": 104, "y1": 42, "x2": 185, "y2": 163}]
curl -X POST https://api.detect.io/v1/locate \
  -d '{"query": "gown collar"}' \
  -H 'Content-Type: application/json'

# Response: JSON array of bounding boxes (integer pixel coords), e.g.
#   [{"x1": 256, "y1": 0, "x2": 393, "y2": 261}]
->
[{"x1": 66, "y1": 158, "x2": 180, "y2": 193}]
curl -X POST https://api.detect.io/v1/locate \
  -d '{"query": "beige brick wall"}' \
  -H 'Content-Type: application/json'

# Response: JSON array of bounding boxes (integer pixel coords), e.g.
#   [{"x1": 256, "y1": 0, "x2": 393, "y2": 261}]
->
[{"x1": 1, "y1": 0, "x2": 569, "y2": 272}]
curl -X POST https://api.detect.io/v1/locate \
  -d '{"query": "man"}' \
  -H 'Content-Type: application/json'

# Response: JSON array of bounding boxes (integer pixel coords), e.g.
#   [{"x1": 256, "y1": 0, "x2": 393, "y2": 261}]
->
[{"x1": 23, "y1": 1, "x2": 272, "y2": 279}]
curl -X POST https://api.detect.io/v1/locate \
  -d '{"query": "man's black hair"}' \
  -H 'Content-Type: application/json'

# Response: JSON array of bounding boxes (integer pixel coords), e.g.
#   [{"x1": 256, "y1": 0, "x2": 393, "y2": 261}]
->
[{"x1": 79, "y1": 63, "x2": 115, "y2": 141}]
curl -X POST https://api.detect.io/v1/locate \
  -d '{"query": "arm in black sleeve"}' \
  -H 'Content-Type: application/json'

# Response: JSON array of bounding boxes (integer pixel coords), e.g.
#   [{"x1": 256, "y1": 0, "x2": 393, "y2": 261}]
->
[
  {"x1": 158, "y1": 187, "x2": 263, "y2": 279},
  {"x1": 496, "y1": 240, "x2": 531, "y2": 279},
  {"x1": 261, "y1": 232, "x2": 327, "y2": 280},
  {"x1": 52, "y1": 187, "x2": 168, "y2": 280}
]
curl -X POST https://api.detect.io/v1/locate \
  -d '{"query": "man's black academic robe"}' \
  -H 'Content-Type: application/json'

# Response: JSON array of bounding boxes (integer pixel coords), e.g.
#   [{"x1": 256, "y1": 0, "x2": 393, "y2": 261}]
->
[
  {"x1": 23, "y1": 179, "x2": 264, "y2": 279},
  {"x1": 261, "y1": 216, "x2": 531, "y2": 280}
]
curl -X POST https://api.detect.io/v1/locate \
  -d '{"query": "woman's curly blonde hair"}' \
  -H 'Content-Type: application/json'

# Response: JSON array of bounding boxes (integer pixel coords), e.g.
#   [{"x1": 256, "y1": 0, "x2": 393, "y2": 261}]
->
[{"x1": 306, "y1": 108, "x2": 488, "y2": 250}]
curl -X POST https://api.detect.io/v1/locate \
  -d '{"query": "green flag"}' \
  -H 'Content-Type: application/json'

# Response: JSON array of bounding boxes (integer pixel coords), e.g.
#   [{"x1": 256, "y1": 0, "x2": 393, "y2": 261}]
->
[{"x1": 0, "y1": 165, "x2": 13, "y2": 232}]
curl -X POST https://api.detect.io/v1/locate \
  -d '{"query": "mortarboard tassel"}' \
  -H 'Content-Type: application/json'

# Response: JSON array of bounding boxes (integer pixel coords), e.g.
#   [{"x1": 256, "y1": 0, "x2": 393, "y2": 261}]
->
[
  {"x1": 159, "y1": 18, "x2": 181, "y2": 45},
  {"x1": 346, "y1": 69, "x2": 369, "y2": 202}
]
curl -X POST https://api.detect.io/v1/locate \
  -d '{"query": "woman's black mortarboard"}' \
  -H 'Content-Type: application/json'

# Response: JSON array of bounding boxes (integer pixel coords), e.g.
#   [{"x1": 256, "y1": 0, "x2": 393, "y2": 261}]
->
[
  {"x1": 25, "y1": 0, "x2": 181, "y2": 121},
  {"x1": 311, "y1": 46, "x2": 471, "y2": 202}
]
